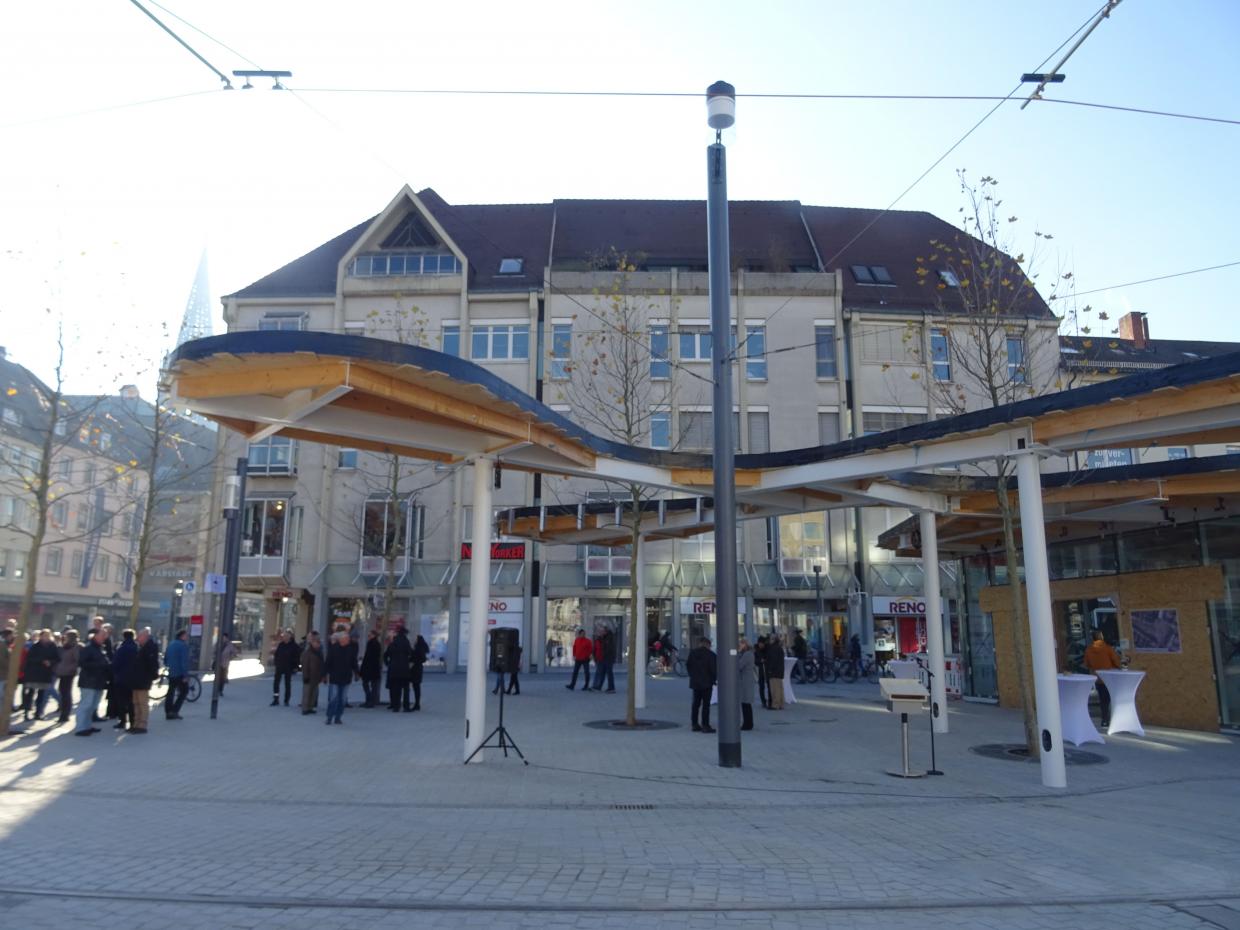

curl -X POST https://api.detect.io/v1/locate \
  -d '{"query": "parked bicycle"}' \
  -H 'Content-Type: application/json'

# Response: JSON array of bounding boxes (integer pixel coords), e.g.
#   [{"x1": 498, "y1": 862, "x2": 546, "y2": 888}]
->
[
  {"x1": 647, "y1": 644, "x2": 686, "y2": 677},
  {"x1": 149, "y1": 668, "x2": 203, "y2": 703},
  {"x1": 833, "y1": 656, "x2": 882, "y2": 684}
]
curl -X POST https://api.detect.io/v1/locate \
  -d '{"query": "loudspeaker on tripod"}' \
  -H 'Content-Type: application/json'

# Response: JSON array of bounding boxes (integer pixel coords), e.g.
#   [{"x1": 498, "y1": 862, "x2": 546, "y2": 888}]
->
[{"x1": 489, "y1": 627, "x2": 520, "y2": 674}]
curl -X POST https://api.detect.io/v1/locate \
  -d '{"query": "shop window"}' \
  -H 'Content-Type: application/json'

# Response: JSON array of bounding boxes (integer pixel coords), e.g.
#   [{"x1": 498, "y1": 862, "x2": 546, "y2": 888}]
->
[{"x1": 1119, "y1": 523, "x2": 1202, "y2": 573}]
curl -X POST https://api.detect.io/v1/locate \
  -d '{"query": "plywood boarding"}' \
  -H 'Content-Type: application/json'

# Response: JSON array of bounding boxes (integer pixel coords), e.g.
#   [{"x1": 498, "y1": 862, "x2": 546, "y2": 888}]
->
[{"x1": 979, "y1": 565, "x2": 1223, "y2": 732}]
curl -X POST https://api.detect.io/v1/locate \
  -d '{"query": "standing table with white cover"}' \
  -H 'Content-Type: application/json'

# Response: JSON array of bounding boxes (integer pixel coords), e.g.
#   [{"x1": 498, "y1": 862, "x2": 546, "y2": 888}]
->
[
  {"x1": 1057, "y1": 674, "x2": 1104, "y2": 746},
  {"x1": 1096, "y1": 669, "x2": 1146, "y2": 736},
  {"x1": 783, "y1": 656, "x2": 799, "y2": 703}
]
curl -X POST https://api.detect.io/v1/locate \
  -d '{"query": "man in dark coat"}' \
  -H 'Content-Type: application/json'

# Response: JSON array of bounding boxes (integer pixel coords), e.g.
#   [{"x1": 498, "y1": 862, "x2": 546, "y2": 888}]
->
[
  {"x1": 384, "y1": 626, "x2": 414, "y2": 712},
  {"x1": 74, "y1": 629, "x2": 111, "y2": 736},
  {"x1": 323, "y1": 631, "x2": 358, "y2": 725},
  {"x1": 755, "y1": 635, "x2": 771, "y2": 708},
  {"x1": 270, "y1": 630, "x2": 301, "y2": 707},
  {"x1": 686, "y1": 636, "x2": 718, "y2": 733},
  {"x1": 21, "y1": 629, "x2": 59, "y2": 721},
  {"x1": 111, "y1": 630, "x2": 138, "y2": 730},
  {"x1": 299, "y1": 631, "x2": 324, "y2": 715},
  {"x1": 129, "y1": 628, "x2": 161, "y2": 733},
  {"x1": 791, "y1": 629, "x2": 809, "y2": 683},
  {"x1": 359, "y1": 629, "x2": 382, "y2": 707},
  {"x1": 765, "y1": 635, "x2": 787, "y2": 710}
]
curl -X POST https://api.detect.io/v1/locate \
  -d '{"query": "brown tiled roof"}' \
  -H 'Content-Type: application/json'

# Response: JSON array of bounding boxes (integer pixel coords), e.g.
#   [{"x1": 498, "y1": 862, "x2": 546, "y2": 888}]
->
[
  {"x1": 1061, "y1": 334, "x2": 1240, "y2": 370},
  {"x1": 227, "y1": 190, "x2": 1051, "y2": 321}
]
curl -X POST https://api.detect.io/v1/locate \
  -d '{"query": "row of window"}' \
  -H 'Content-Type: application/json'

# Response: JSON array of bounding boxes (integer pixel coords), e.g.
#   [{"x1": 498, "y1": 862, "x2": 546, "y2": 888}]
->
[{"x1": 350, "y1": 253, "x2": 462, "y2": 277}]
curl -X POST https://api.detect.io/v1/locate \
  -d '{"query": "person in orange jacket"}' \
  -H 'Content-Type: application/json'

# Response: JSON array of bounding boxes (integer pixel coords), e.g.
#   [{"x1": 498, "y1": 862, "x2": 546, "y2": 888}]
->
[
  {"x1": 566, "y1": 628, "x2": 593, "y2": 691},
  {"x1": 1083, "y1": 630, "x2": 1122, "y2": 727}
]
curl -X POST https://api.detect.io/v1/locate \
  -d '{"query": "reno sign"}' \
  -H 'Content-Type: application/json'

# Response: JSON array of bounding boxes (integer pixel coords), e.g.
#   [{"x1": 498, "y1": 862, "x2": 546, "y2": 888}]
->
[{"x1": 872, "y1": 596, "x2": 945, "y2": 618}]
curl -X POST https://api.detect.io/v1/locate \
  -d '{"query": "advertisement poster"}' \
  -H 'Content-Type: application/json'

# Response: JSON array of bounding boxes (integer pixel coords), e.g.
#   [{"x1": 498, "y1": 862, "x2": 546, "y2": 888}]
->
[
  {"x1": 1131, "y1": 608, "x2": 1182, "y2": 653},
  {"x1": 457, "y1": 597, "x2": 523, "y2": 665}
]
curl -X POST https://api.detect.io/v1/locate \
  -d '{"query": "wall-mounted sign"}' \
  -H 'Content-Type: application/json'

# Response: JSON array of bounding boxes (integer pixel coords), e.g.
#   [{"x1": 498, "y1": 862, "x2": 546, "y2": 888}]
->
[
  {"x1": 678, "y1": 597, "x2": 746, "y2": 616},
  {"x1": 457, "y1": 597, "x2": 524, "y2": 665},
  {"x1": 871, "y1": 596, "x2": 946, "y2": 618},
  {"x1": 460, "y1": 541, "x2": 526, "y2": 561}
]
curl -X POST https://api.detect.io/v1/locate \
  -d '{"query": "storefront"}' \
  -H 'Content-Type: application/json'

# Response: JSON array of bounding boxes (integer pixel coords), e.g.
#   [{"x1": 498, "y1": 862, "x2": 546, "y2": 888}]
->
[
  {"x1": 678, "y1": 596, "x2": 746, "y2": 649},
  {"x1": 457, "y1": 596, "x2": 523, "y2": 666}
]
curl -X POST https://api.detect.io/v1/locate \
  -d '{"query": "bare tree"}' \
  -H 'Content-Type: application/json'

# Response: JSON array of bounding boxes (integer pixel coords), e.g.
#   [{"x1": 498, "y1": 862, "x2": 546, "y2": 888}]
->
[
  {"x1": 910, "y1": 171, "x2": 1093, "y2": 756},
  {"x1": 551, "y1": 251, "x2": 689, "y2": 726}
]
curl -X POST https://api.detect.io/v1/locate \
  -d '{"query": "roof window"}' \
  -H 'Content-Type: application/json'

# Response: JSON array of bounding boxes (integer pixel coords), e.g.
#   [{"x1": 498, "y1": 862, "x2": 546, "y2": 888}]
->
[
  {"x1": 850, "y1": 264, "x2": 893, "y2": 285},
  {"x1": 938, "y1": 269, "x2": 960, "y2": 287},
  {"x1": 498, "y1": 257, "x2": 524, "y2": 274}
]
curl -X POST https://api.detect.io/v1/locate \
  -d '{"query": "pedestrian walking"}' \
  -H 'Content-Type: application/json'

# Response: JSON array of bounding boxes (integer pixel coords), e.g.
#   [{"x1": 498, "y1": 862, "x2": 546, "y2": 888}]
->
[
  {"x1": 359, "y1": 629, "x2": 382, "y2": 707},
  {"x1": 299, "y1": 630, "x2": 324, "y2": 715},
  {"x1": 323, "y1": 631, "x2": 357, "y2": 725},
  {"x1": 111, "y1": 630, "x2": 137, "y2": 730},
  {"x1": 130, "y1": 627, "x2": 161, "y2": 734},
  {"x1": 505, "y1": 644, "x2": 522, "y2": 695},
  {"x1": 765, "y1": 634, "x2": 786, "y2": 710},
  {"x1": 410, "y1": 633, "x2": 429, "y2": 711},
  {"x1": 21, "y1": 629, "x2": 58, "y2": 721},
  {"x1": 384, "y1": 625, "x2": 414, "y2": 712},
  {"x1": 738, "y1": 636, "x2": 756, "y2": 731},
  {"x1": 592, "y1": 628, "x2": 616, "y2": 692},
  {"x1": 54, "y1": 629, "x2": 81, "y2": 725},
  {"x1": 73, "y1": 628, "x2": 110, "y2": 736},
  {"x1": 755, "y1": 634, "x2": 771, "y2": 709},
  {"x1": 566, "y1": 628, "x2": 592, "y2": 691},
  {"x1": 791, "y1": 629, "x2": 809, "y2": 683},
  {"x1": 164, "y1": 629, "x2": 190, "y2": 720},
  {"x1": 686, "y1": 636, "x2": 717, "y2": 733},
  {"x1": 270, "y1": 630, "x2": 300, "y2": 707}
]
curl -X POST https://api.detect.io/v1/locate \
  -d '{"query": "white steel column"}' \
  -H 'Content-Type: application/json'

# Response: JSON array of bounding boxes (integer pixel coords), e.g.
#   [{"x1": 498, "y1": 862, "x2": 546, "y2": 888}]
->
[
  {"x1": 464, "y1": 457, "x2": 494, "y2": 763},
  {"x1": 1015, "y1": 451, "x2": 1067, "y2": 789},
  {"x1": 919, "y1": 511, "x2": 948, "y2": 735},
  {"x1": 635, "y1": 538, "x2": 647, "y2": 710}
]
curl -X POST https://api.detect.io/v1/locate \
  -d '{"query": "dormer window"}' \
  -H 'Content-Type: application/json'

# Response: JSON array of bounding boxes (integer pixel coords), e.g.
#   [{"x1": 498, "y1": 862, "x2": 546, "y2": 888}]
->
[
  {"x1": 498, "y1": 257, "x2": 524, "y2": 275},
  {"x1": 850, "y1": 264, "x2": 893, "y2": 285}
]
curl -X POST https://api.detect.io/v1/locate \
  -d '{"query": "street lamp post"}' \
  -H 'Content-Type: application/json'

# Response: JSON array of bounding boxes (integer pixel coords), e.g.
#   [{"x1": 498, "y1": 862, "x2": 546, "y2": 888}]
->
[
  {"x1": 169, "y1": 580, "x2": 184, "y2": 646},
  {"x1": 813, "y1": 564, "x2": 828, "y2": 660},
  {"x1": 706, "y1": 80, "x2": 741, "y2": 768},
  {"x1": 210, "y1": 459, "x2": 247, "y2": 720}
]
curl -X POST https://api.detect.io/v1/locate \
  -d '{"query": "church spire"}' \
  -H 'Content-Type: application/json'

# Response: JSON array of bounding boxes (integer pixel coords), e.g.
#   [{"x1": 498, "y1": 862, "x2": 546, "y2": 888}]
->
[{"x1": 176, "y1": 249, "x2": 214, "y2": 347}]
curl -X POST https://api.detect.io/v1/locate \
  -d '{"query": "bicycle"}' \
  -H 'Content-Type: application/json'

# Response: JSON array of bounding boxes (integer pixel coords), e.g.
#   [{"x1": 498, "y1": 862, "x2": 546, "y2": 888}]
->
[
  {"x1": 835, "y1": 656, "x2": 881, "y2": 684},
  {"x1": 149, "y1": 669, "x2": 203, "y2": 703},
  {"x1": 796, "y1": 654, "x2": 825, "y2": 684},
  {"x1": 647, "y1": 649, "x2": 686, "y2": 677}
]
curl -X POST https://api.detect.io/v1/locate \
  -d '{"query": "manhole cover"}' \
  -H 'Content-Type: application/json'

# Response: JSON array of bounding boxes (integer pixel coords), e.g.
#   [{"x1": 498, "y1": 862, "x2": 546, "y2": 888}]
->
[
  {"x1": 609, "y1": 803, "x2": 657, "y2": 810},
  {"x1": 584, "y1": 719, "x2": 679, "y2": 731},
  {"x1": 969, "y1": 743, "x2": 1108, "y2": 765}
]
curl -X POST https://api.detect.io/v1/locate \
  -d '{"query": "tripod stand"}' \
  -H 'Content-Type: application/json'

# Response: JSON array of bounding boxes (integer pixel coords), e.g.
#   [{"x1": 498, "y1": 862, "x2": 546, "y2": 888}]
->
[
  {"x1": 915, "y1": 656, "x2": 943, "y2": 776},
  {"x1": 463, "y1": 676, "x2": 529, "y2": 765}
]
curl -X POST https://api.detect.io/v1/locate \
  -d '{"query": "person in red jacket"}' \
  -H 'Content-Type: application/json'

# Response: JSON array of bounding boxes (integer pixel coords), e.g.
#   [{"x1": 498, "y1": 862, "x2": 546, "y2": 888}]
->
[{"x1": 565, "y1": 628, "x2": 593, "y2": 691}]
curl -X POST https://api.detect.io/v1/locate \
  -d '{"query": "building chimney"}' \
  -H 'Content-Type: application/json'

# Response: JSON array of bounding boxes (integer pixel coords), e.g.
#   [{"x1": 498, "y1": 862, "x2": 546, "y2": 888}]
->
[
  {"x1": 119, "y1": 384, "x2": 140, "y2": 400},
  {"x1": 1118, "y1": 311, "x2": 1149, "y2": 350}
]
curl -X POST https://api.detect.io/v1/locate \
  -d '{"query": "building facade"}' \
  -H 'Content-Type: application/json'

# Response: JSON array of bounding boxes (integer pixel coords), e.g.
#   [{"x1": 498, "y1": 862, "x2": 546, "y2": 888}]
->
[{"x1": 212, "y1": 186, "x2": 1068, "y2": 673}]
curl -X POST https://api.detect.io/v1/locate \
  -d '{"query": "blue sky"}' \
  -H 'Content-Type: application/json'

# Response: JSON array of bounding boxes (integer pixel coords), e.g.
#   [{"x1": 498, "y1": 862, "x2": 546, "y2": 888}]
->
[{"x1": 2, "y1": 0, "x2": 1237, "y2": 393}]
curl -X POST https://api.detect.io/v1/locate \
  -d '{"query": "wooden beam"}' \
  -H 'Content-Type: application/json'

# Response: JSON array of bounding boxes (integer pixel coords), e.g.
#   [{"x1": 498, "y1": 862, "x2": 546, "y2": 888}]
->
[
  {"x1": 955, "y1": 470, "x2": 1240, "y2": 515},
  {"x1": 277, "y1": 427, "x2": 457, "y2": 464},
  {"x1": 1034, "y1": 378, "x2": 1240, "y2": 443},
  {"x1": 670, "y1": 468, "x2": 762, "y2": 487},
  {"x1": 174, "y1": 361, "x2": 351, "y2": 400},
  {"x1": 213, "y1": 415, "x2": 261, "y2": 438},
  {"x1": 792, "y1": 487, "x2": 846, "y2": 503},
  {"x1": 346, "y1": 365, "x2": 596, "y2": 469}
]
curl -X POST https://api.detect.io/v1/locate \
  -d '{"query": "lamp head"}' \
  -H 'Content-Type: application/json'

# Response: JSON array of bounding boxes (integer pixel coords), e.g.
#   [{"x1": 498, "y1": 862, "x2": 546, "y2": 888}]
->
[{"x1": 706, "y1": 80, "x2": 736, "y2": 130}]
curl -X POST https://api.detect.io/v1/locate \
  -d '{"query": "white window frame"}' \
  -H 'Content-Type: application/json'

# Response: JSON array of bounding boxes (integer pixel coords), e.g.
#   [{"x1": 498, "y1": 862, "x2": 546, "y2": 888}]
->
[
  {"x1": 258, "y1": 312, "x2": 307, "y2": 332},
  {"x1": 45, "y1": 547, "x2": 63, "y2": 576},
  {"x1": 470, "y1": 322, "x2": 530, "y2": 362},
  {"x1": 931, "y1": 328, "x2": 952, "y2": 382},
  {"x1": 815, "y1": 323, "x2": 838, "y2": 379},
  {"x1": 744, "y1": 322, "x2": 767, "y2": 381},
  {"x1": 550, "y1": 320, "x2": 572, "y2": 380},
  {"x1": 441, "y1": 322, "x2": 461, "y2": 357}
]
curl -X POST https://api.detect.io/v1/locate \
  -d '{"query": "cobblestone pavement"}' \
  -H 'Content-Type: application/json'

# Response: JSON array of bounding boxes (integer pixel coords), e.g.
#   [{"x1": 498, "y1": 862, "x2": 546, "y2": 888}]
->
[{"x1": 1, "y1": 670, "x2": 1238, "y2": 929}]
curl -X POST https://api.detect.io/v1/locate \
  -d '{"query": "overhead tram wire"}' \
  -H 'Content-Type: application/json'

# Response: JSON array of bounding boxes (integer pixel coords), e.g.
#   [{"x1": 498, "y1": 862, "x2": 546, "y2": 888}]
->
[
  {"x1": 725, "y1": 0, "x2": 1119, "y2": 365},
  {"x1": 0, "y1": 90, "x2": 219, "y2": 129},
  {"x1": 127, "y1": 0, "x2": 235, "y2": 89},
  {"x1": 1051, "y1": 259, "x2": 1240, "y2": 300}
]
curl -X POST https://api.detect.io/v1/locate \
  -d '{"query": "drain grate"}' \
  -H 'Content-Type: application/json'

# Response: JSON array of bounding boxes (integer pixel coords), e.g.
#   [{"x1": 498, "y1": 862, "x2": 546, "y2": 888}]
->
[{"x1": 609, "y1": 803, "x2": 657, "y2": 811}]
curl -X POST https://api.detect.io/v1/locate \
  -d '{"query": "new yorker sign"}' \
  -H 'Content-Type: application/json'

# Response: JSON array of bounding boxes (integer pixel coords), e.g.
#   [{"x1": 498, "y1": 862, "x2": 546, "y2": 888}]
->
[{"x1": 460, "y1": 541, "x2": 526, "y2": 561}]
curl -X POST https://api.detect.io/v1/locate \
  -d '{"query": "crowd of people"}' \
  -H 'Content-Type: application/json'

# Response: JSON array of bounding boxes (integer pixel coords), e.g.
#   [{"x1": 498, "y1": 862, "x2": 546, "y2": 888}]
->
[
  {"x1": 564, "y1": 627, "x2": 617, "y2": 692},
  {"x1": 1, "y1": 616, "x2": 174, "y2": 736},
  {"x1": 269, "y1": 622, "x2": 433, "y2": 724}
]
